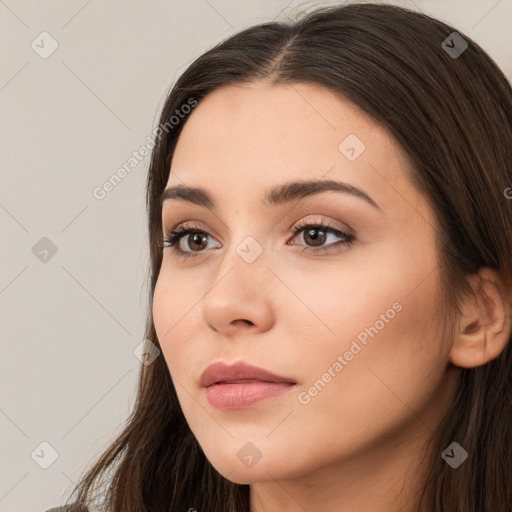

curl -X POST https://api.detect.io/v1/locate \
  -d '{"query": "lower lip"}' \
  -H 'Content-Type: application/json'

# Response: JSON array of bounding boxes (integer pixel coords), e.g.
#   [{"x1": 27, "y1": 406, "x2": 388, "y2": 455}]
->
[{"x1": 204, "y1": 381, "x2": 296, "y2": 410}]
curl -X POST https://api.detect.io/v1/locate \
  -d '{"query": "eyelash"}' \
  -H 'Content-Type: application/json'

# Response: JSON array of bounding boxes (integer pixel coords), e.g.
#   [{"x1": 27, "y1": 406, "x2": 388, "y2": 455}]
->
[{"x1": 159, "y1": 220, "x2": 355, "y2": 261}]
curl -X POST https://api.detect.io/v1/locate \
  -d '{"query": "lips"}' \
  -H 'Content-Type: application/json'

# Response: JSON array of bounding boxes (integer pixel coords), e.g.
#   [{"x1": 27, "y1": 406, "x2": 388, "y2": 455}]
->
[{"x1": 200, "y1": 361, "x2": 296, "y2": 388}]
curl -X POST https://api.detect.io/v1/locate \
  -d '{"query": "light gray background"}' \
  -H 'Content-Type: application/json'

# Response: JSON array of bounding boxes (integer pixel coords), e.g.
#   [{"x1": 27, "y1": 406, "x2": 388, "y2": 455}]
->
[{"x1": 1, "y1": 1, "x2": 510, "y2": 511}]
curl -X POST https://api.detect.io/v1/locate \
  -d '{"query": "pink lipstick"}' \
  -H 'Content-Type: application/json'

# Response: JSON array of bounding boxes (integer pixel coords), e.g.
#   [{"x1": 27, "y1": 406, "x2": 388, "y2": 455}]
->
[{"x1": 200, "y1": 361, "x2": 297, "y2": 410}]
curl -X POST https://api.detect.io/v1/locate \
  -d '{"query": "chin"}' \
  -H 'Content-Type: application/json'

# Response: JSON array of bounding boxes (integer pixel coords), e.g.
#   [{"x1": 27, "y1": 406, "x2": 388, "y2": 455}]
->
[{"x1": 204, "y1": 448, "x2": 300, "y2": 485}]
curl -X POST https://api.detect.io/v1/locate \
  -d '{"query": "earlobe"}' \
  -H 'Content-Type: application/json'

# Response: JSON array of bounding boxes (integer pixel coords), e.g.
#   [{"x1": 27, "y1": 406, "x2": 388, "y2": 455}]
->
[{"x1": 448, "y1": 268, "x2": 512, "y2": 369}]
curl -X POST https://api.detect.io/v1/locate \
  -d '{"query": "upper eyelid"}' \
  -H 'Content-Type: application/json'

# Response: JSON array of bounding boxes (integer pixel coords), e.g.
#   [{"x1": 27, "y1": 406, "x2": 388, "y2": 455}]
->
[
  {"x1": 165, "y1": 218, "x2": 352, "y2": 246},
  {"x1": 163, "y1": 216, "x2": 352, "y2": 236}
]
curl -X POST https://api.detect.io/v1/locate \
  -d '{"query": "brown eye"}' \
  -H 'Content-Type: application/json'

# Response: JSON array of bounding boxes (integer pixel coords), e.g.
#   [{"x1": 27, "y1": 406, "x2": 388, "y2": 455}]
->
[
  {"x1": 290, "y1": 222, "x2": 355, "y2": 253},
  {"x1": 302, "y1": 227, "x2": 328, "y2": 247},
  {"x1": 161, "y1": 224, "x2": 220, "y2": 260},
  {"x1": 184, "y1": 232, "x2": 209, "y2": 252}
]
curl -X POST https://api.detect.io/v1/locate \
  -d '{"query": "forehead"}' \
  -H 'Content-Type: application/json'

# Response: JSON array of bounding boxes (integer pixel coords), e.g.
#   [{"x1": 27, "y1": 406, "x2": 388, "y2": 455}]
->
[
  {"x1": 167, "y1": 82, "x2": 429, "y2": 222},
  {"x1": 173, "y1": 81, "x2": 389, "y2": 161}
]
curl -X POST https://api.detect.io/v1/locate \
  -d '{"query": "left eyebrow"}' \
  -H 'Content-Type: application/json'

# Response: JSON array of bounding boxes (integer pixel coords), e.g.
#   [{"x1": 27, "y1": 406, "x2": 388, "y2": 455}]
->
[{"x1": 160, "y1": 179, "x2": 383, "y2": 213}]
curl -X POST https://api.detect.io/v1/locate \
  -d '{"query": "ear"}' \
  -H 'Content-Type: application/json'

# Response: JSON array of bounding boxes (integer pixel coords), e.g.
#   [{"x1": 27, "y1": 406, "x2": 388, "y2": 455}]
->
[{"x1": 449, "y1": 268, "x2": 512, "y2": 369}]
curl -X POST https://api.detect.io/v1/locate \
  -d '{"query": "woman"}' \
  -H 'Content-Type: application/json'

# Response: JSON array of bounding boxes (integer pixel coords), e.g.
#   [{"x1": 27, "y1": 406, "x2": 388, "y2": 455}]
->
[{"x1": 48, "y1": 2, "x2": 512, "y2": 511}]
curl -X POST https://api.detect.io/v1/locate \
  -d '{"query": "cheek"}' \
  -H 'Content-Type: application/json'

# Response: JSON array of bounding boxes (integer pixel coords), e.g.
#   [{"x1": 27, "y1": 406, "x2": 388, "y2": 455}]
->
[
  {"x1": 289, "y1": 242, "x2": 444, "y2": 391},
  {"x1": 277, "y1": 253, "x2": 417, "y2": 356},
  {"x1": 292, "y1": 263, "x2": 446, "y2": 448},
  {"x1": 288, "y1": 232, "x2": 442, "y2": 355},
  {"x1": 153, "y1": 263, "x2": 200, "y2": 334},
  {"x1": 152, "y1": 272, "x2": 199, "y2": 376}
]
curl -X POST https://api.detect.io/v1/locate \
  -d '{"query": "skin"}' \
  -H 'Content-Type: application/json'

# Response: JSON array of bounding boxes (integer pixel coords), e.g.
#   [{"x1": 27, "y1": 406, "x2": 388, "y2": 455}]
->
[{"x1": 152, "y1": 82, "x2": 511, "y2": 512}]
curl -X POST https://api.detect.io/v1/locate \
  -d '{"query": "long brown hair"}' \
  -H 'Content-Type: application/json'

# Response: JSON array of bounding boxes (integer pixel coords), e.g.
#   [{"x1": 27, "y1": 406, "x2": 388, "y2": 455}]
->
[{"x1": 64, "y1": 3, "x2": 512, "y2": 511}]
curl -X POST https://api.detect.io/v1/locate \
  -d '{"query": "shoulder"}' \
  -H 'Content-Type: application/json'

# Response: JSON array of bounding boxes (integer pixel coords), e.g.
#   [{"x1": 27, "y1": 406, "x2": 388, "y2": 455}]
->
[
  {"x1": 44, "y1": 507, "x2": 88, "y2": 512},
  {"x1": 44, "y1": 506, "x2": 97, "y2": 512}
]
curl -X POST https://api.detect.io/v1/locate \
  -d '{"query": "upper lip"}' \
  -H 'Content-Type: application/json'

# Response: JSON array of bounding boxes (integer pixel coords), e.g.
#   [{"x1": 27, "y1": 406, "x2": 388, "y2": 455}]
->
[{"x1": 200, "y1": 361, "x2": 296, "y2": 388}]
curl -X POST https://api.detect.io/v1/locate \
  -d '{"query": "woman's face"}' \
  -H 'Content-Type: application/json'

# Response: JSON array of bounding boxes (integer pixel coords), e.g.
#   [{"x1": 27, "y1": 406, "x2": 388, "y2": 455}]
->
[{"x1": 152, "y1": 82, "x2": 458, "y2": 486}]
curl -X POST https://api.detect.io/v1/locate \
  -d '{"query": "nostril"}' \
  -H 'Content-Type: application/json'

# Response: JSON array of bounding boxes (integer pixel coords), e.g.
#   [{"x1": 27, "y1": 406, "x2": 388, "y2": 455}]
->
[{"x1": 233, "y1": 319, "x2": 253, "y2": 327}]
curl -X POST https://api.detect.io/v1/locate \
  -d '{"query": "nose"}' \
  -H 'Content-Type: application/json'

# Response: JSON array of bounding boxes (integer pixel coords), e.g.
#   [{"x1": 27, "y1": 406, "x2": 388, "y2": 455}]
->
[{"x1": 200, "y1": 249, "x2": 275, "y2": 337}]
